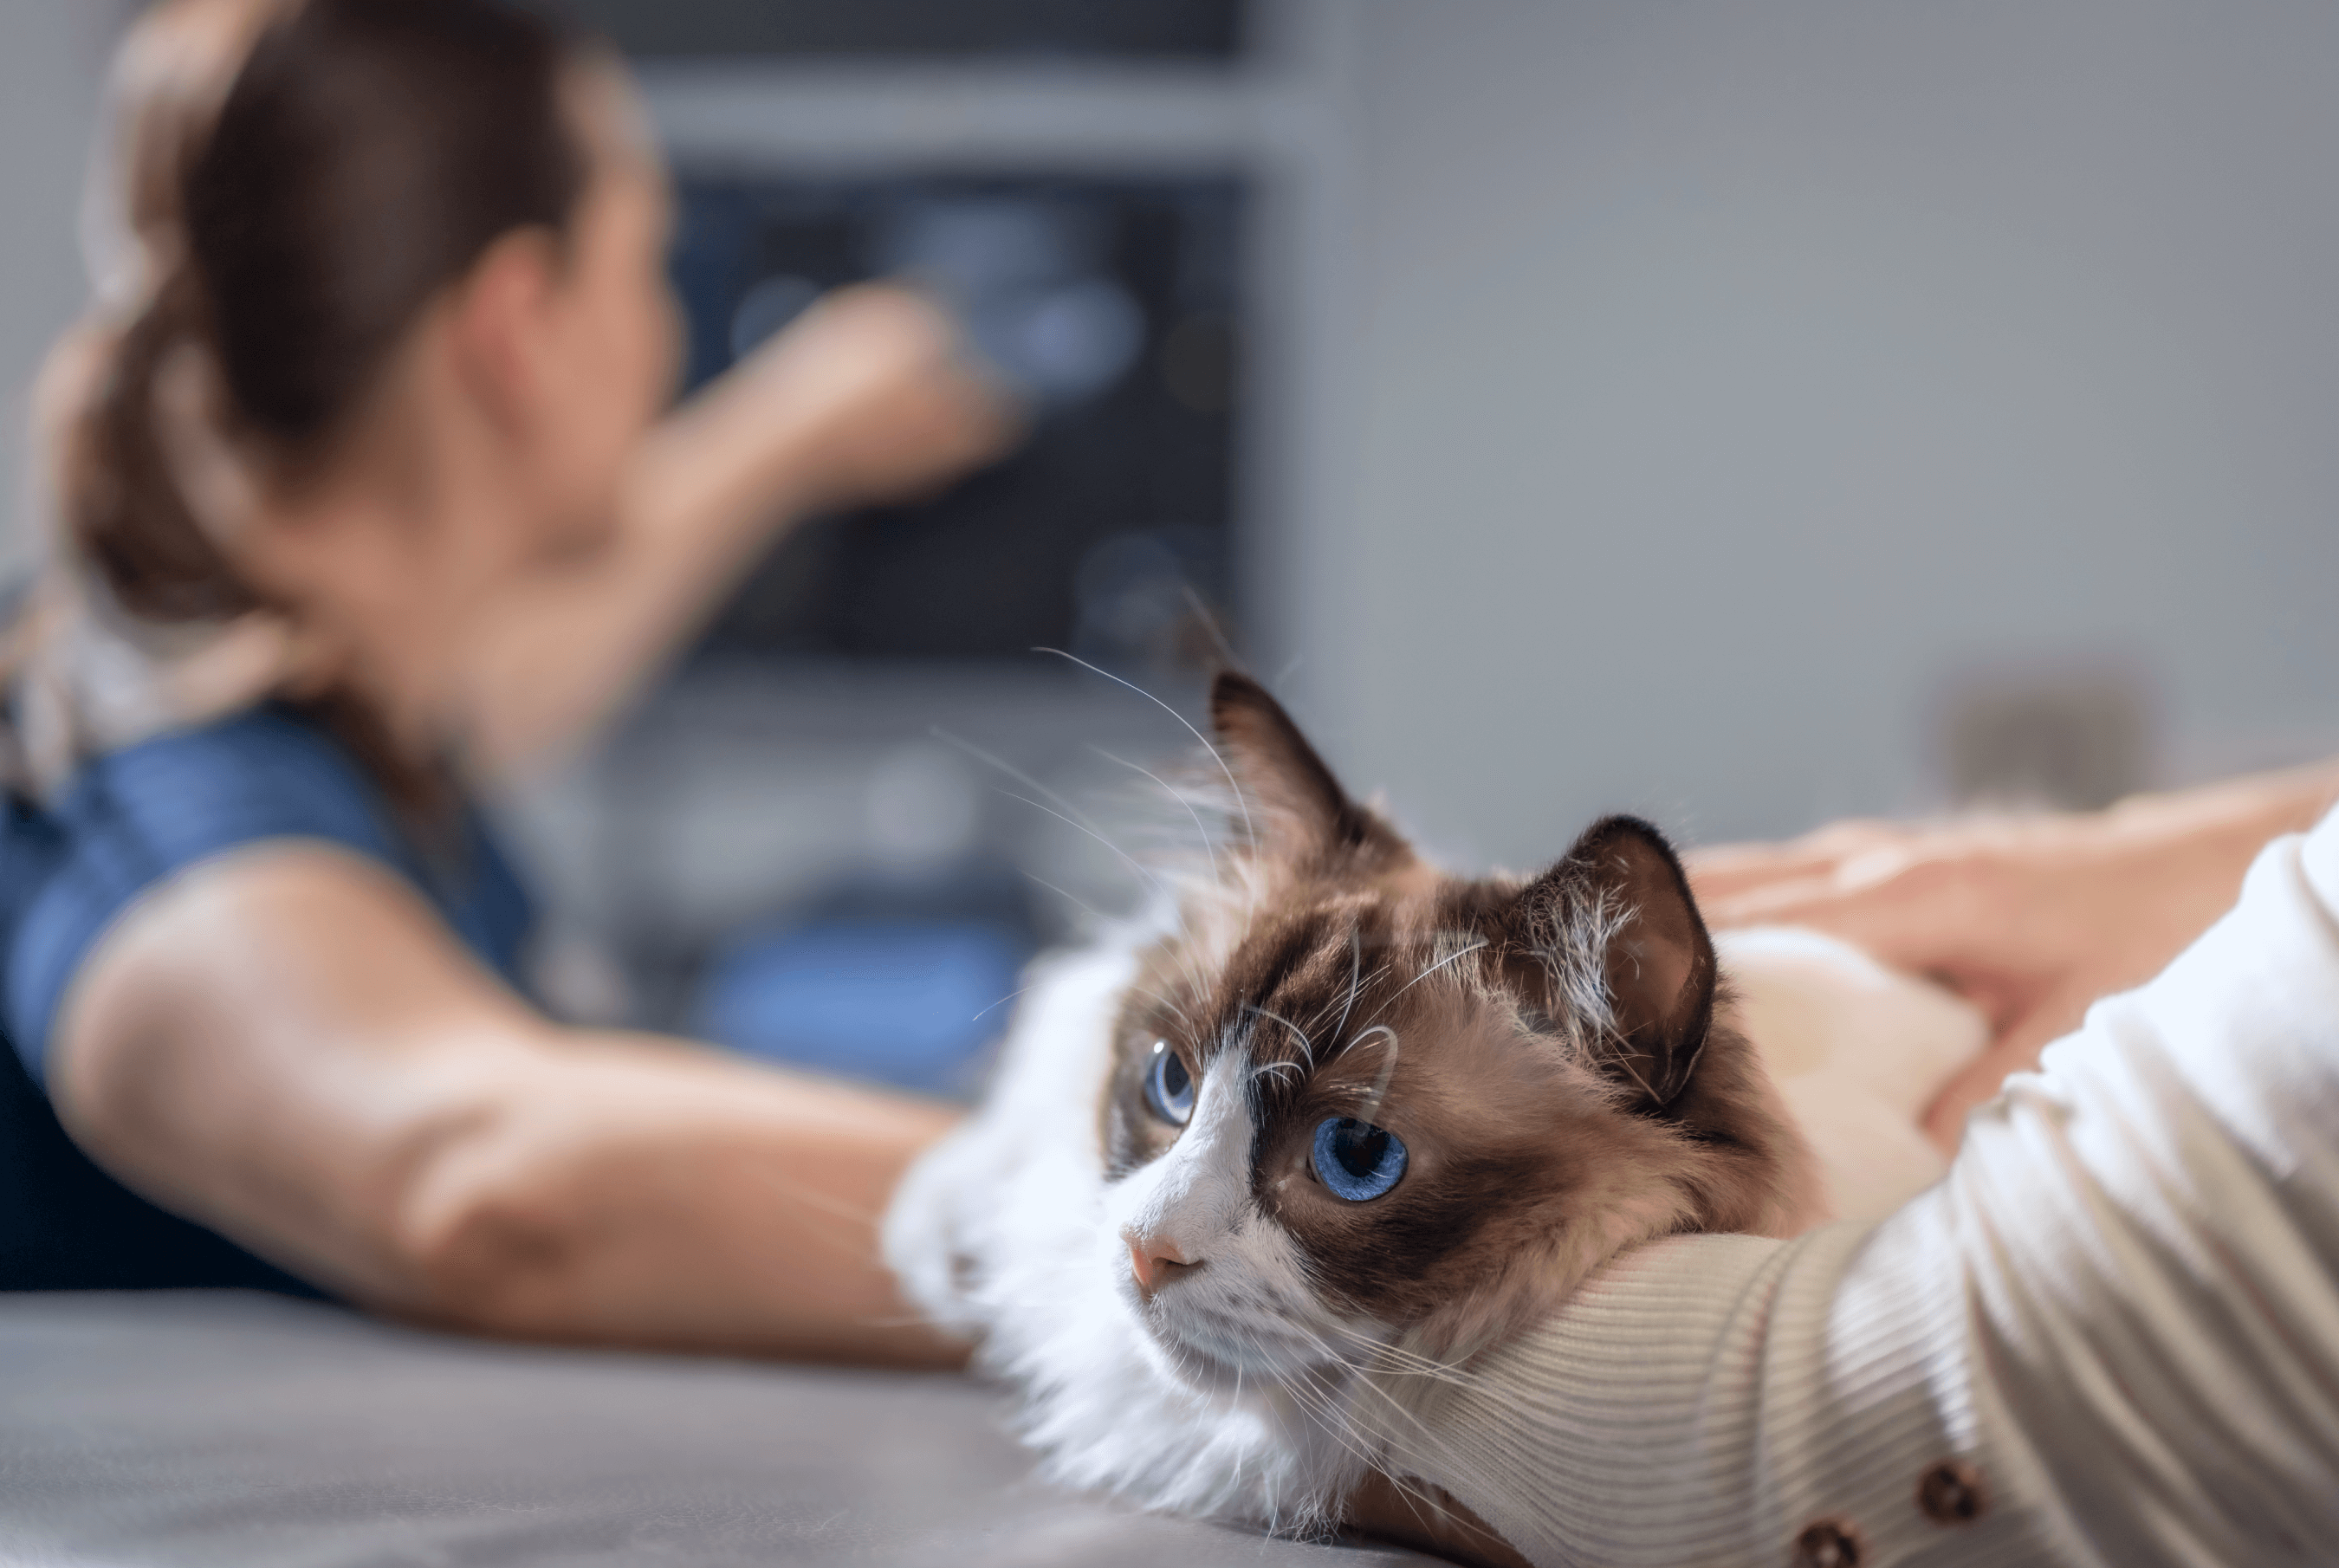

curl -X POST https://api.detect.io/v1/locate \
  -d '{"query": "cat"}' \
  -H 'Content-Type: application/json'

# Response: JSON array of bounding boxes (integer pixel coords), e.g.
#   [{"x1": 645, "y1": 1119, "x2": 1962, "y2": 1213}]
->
[{"x1": 884, "y1": 670, "x2": 1983, "y2": 1534}]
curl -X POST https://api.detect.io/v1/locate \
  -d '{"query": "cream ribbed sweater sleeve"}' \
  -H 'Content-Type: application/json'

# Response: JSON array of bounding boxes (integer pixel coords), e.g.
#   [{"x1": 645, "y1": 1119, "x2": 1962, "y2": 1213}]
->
[{"x1": 1396, "y1": 811, "x2": 2339, "y2": 1568}]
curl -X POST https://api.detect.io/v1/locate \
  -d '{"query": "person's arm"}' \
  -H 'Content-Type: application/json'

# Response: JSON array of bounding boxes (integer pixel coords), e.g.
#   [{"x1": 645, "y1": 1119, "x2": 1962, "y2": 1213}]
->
[
  {"x1": 1687, "y1": 758, "x2": 2339, "y2": 1148},
  {"x1": 462, "y1": 283, "x2": 1020, "y2": 779},
  {"x1": 1357, "y1": 801, "x2": 2339, "y2": 1566},
  {"x1": 47, "y1": 840, "x2": 963, "y2": 1364}
]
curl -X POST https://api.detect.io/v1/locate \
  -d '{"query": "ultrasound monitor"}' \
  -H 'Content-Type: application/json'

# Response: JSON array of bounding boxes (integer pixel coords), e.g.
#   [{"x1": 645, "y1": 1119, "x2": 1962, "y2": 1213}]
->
[
  {"x1": 560, "y1": 0, "x2": 1248, "y2": 62},
  {"x1": 670, "y1": 172, "x2": 1246, "y2": 675}
]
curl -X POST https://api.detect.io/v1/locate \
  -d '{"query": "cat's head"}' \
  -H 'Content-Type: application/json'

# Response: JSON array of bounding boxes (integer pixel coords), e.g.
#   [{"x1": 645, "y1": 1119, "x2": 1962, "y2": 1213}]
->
[{"x1": 1097, "y1": 671, "x2": 1815, "y2": 1389}]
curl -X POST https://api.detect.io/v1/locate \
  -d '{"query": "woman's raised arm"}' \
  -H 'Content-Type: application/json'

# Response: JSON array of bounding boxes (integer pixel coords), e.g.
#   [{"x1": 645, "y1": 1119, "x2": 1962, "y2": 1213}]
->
[
  {"x1": 46, "y1": 841, "x2": 963, "y2": 1364},
  {"x1": 462, "y1": 283, "x2": 1020, "y2": 779}
]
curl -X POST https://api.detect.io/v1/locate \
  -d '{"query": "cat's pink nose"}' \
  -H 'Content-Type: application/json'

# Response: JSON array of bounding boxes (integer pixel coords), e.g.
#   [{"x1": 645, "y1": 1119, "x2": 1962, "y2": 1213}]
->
[{"x1": 1125, "y1": 1234, "x2": 1199, "y2": 1299}]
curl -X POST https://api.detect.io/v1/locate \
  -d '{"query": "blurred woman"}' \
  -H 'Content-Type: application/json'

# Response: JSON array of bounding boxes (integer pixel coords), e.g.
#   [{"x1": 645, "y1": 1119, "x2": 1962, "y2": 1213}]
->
[{"x1": 0, "y1": 0, "x2": 1014, "y2": 1361}]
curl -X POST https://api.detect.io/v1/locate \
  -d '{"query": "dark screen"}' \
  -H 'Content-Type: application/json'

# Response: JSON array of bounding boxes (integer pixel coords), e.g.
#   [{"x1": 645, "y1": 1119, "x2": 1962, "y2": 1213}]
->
[
  {"x1": 561, "y1": 0, "x2": 1247, "y2": 61},
  {"x1": 672, "y1": 172, "x2": 1245, "y2": 671}
]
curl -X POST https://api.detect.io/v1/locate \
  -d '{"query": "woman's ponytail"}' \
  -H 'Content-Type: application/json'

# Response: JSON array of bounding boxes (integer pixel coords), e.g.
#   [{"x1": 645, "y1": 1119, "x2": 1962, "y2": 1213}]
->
[
  {"x1": 10, "y1": 0, "x2": 587, "y2": 791},
  {"x1": 59, "y1": 262, "x2": 261, "y2": 628},
  {"x1": 55, "y1": 0, "x2": 588, "y2": 617}
]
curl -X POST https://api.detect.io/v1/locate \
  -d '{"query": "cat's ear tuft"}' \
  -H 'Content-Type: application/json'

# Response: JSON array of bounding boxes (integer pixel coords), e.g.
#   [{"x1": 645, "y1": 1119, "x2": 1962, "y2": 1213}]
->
[
  {"x1": 1209, "y1": 671, "x2": 1403, "y2": 865},
  {"x1": 1522, "y1": 815, "x2": 1717, "y2": 1112}
]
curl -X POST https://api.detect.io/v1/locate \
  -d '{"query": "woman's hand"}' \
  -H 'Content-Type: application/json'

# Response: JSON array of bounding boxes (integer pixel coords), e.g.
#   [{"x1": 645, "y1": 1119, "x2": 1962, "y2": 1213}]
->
[
  {"x1": 722, "y1": 282, "x2": 1022, "y2": 515},
  {"x1": 628, "y1": 279, "x2": 1021, "y2": 532},
  {"x1": 1688, "y1": 763, "x2": 2339, "y2": 1152}
]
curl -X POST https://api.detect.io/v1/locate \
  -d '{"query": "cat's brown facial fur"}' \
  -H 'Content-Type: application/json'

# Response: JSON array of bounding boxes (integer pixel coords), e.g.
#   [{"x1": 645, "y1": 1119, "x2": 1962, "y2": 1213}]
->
[{"x1": 1101, "y1": 673, "x2": 1817, "y2": 1362}]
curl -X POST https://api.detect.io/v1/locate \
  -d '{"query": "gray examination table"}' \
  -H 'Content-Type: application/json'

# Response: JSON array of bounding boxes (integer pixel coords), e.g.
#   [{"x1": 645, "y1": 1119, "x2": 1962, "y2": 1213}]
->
[{"x1": 0, "y1": 1291, "x2": 1436, "y2": 1566}]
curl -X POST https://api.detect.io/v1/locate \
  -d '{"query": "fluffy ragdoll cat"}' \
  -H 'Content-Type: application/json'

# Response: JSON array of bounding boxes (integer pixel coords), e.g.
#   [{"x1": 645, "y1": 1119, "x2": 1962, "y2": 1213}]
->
[{"x1": 884, "y1": 672, "x2": 1983, "y2": 1534}]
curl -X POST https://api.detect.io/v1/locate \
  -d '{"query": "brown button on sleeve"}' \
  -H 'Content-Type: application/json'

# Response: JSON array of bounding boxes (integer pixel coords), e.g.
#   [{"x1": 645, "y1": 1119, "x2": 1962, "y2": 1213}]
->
[
  {"x1": 1792, "y1": 1517, "x2": 1863, "y2": 1568},
  {"x1": 1915, "y1": 1459, "x2": 1988, "y2": 1526}
]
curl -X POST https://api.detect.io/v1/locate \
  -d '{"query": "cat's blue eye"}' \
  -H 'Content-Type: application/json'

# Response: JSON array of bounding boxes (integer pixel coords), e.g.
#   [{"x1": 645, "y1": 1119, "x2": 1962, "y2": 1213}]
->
[
  {"x1": 1145, "y1": 1041, "x2": 1195, "y2": 1126},
  {"x1": 1312, "y1": 1117, "x2": 1408, "y2": 1202}
]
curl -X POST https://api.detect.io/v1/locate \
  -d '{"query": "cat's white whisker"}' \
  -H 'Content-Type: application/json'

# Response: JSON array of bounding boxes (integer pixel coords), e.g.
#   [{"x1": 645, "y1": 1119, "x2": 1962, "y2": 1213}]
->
[
  {"x1": 1609, "y1": 1051, "x2": 1662, "y2": 1104},
  {"x1": 1345, "y1": 1025, "x2": 1403, "y2": 1120},
  {"x1": 1242, "y1": 1002, "x2": 1314, "y2": 1066},
  {"x1": 1124, "y1": 982, "x2": 1198, "y2": 1038},
  {"x1": 1033, "y1": 646, "x2": 1259, "y2": 856},
  {"x1": 933, "y1": 725, "x2": 1200, "y2": 941},
  {"x1": 995, "y1": 788, "x2": 1171, "y2": 904},
  {"x1": 1319, "y1": 1321, "x2": 1467, "y2": 1382},
  {"x1": 1020, "y1": 870, "x2": 1107, "y2": 928},
  {"x1": 1177, "y1": 582, "x2": 1241, "y2": 669},
  {"x1": 1286, "y1": 1342, "x2": 1485, "y2": 1505},
  {"x1": 1033, "y1": 865, "x2": 1207, "y2": 1025},
  {"x1": 1128, "y1": 988, "x2": 1196, "y2": 1037},
  {"x1": 1322, "y1": 959, "x2": 1396, "y2": 1047},
  {"x1": 929, "y1": 724, "x2": 1093, "y2": 828},
  {"x1": 1249, "y1": 1059, "x2": 1305, "y2": 1088},
  {"x1": 736, "y1": 1162, "x2": 887, "y2": 1231},
  {"x1": 1386, "y1": 937, "x2": 1490, "y2": 1002},
  {"x1": 1329, "y1": 926, "x2": 1364, "y2": 1050},
  {"x1": 971, "y1": 982, "x2": 1039, "y2": 1026},
  {"x1": 1091, "y1": 744, "x2": 1225, "y2": 892},
  {"x1": 1280, "y1": 1357, "x2": 1403, "y2": 1496}
]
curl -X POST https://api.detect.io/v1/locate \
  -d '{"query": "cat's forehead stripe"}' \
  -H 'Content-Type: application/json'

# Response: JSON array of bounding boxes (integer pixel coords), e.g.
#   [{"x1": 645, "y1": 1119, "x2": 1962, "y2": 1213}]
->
[
  {"x1": 1222, "y1": 919, "x2": 1338, "y2": 1042},
  {"x1": 1211, "y1": 910, "x2": 1477, "y2": 1133},
  {"x1": 1208, "y1": 911, "x2": 1378, "y2": 1049}
]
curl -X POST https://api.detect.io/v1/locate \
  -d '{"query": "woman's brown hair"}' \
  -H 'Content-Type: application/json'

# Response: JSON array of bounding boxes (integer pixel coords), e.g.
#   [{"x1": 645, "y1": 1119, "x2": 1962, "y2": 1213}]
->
[
  {"x1": 2, "y1": 0, "x2": 594, "y2": 805},
  {"x1": 61, "y1": 0, "x2": 588, "y2": 627}
]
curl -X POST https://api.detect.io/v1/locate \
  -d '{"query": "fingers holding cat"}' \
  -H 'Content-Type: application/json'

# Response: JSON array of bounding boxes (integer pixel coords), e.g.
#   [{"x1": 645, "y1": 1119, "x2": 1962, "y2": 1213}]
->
[
  {"x1": 1687, "y1": 773, "x2": 2339, "y2": 1152},
  {"x1": 1914, "y1": 974, "x2": 2110, "y2": 1152},
  {"x1": 1678, "y1": 817, "x2": 1917, "y2": 904},
  {"x1": 1689, "y1": 815, "x2": 2075, "y2": 1010}
]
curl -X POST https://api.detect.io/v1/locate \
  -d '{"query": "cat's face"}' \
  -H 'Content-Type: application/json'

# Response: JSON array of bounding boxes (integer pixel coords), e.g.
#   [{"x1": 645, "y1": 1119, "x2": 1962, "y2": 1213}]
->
[{"x1": 1095, "y1": 673, "x2": 1811, "y2": 1388}]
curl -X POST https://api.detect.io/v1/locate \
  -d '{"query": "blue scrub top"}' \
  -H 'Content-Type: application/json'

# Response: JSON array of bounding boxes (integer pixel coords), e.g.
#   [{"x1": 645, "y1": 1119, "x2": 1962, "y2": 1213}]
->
[{"x1": 0, "y1": 702, "x2": 535, "y2": 1293}]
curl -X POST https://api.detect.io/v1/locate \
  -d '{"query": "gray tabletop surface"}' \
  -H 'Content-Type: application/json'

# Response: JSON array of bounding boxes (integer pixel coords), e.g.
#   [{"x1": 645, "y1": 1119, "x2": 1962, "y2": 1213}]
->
[{"x1": 0, "y1": 1291, "x2": 1436, "y2": 1568}]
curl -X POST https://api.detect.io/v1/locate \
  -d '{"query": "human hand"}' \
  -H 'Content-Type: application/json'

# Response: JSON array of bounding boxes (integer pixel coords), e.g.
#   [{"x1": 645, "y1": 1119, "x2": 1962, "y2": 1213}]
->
[
  {"x1": 731, "y1": 282, "x2": 1023, "y2": 513},
  {"x1": 1688, "y1": 768, "x2": 2339, "y2": 1153}
]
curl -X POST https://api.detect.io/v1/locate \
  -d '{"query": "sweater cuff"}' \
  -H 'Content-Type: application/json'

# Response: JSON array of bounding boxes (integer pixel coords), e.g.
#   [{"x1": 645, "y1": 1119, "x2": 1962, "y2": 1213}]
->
[{"x1": 1388, "y1": 1215, "x2": 2066, "y2": 1566}]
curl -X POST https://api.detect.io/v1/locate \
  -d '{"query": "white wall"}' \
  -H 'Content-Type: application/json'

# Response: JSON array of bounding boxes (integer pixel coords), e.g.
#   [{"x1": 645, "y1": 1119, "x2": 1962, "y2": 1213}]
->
[
  {"x1": 0, "y1": 0, "x2": 118, "y2": 573},
  {"x1": 1291, "y1": 0, "x2": 2339, "y2": 866}
]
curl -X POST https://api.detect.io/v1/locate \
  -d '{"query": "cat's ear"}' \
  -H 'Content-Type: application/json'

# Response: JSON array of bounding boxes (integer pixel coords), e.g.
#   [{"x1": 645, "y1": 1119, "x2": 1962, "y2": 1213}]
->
[
  {"x1": 1209, "y1": 671, "x2": 1405, "y2": 865},
  {"x1": 1520, "y1": 815, "x2": 1716, "y2": 1112}
]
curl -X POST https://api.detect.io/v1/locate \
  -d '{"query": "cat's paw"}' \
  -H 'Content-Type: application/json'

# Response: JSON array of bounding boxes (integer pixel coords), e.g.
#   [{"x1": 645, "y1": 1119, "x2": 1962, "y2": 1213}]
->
[{"x1": 880, "y1": 1115, "x2": 1001, "y2": 1334}]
